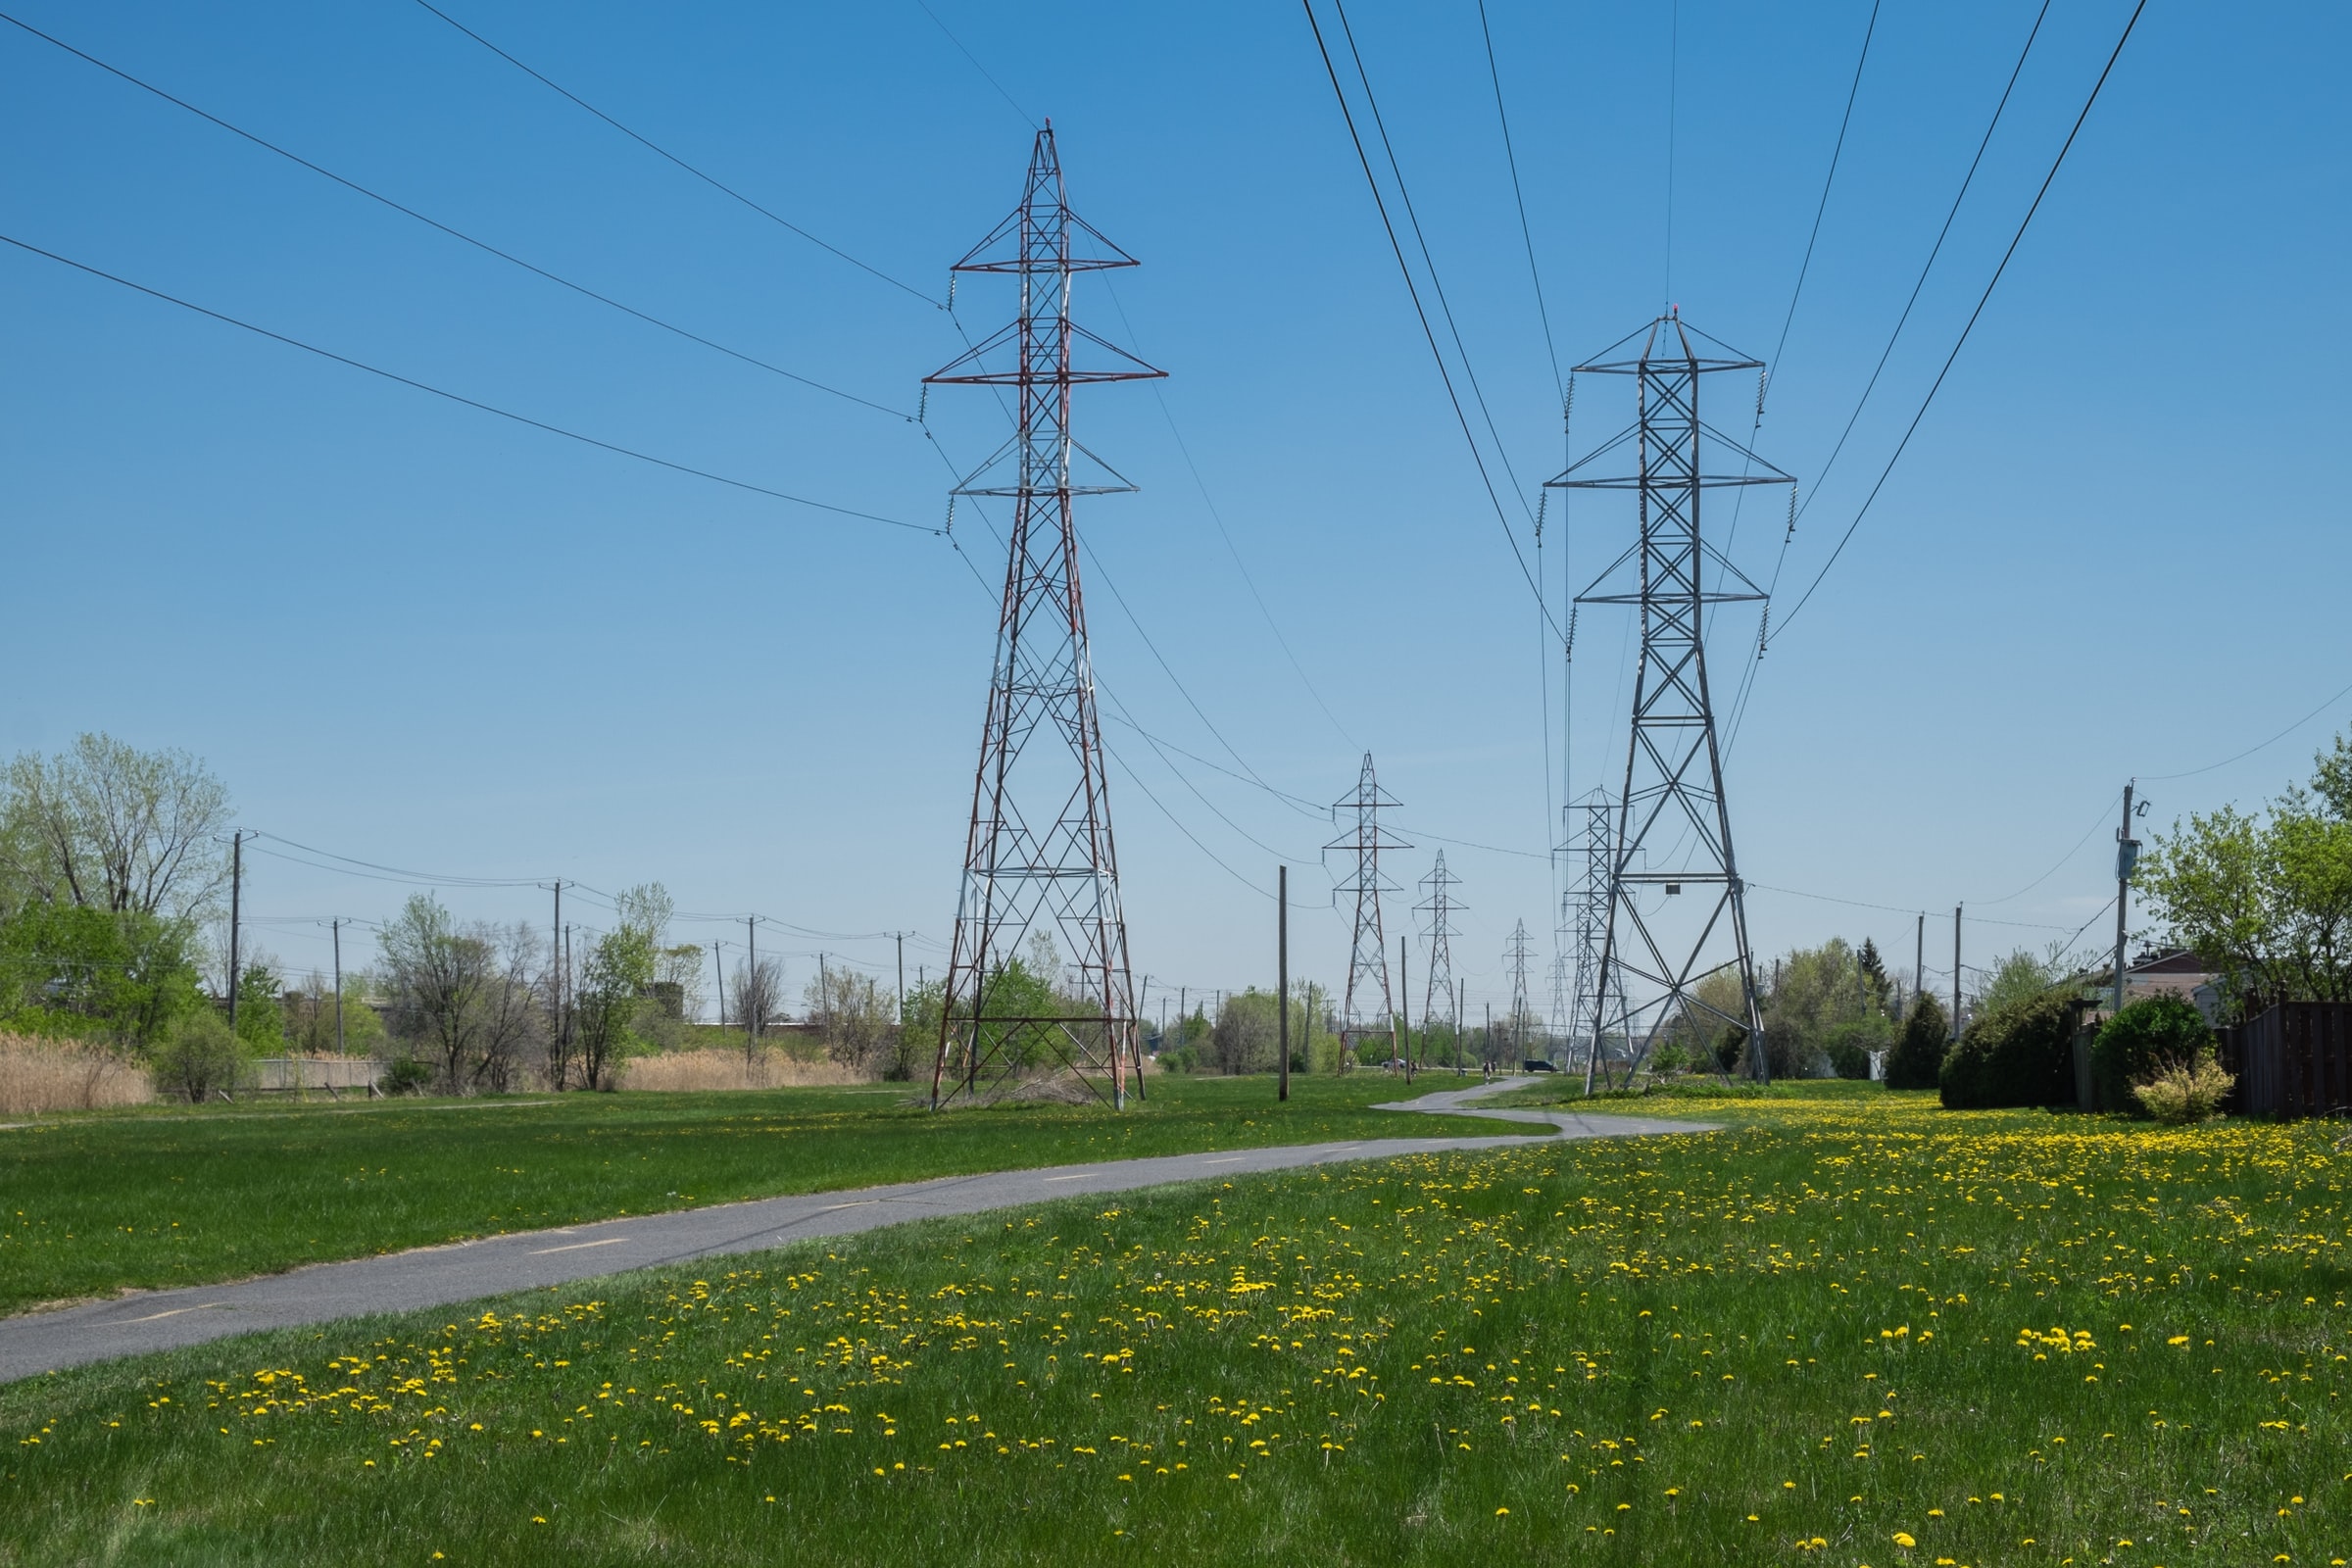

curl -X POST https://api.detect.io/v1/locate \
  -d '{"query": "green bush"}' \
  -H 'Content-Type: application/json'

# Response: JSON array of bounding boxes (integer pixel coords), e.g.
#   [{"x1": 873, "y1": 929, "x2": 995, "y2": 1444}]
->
[
  {"x1": 1939, "y1": 990, "x2": 2076, "y2": 1109},
  {"x1": 151, "y1": 1011, "x2": 249, "y2": 1102},
  {"x1": 2131, "y1": 1049, "x2": 2233, "y2": 1124},
  {"x1": 379, "y1": 1057, "x2": 434, "y2": 1096},
  {"x1": 1884, "y1": 995, "x2": 1948, "y2": 1090},
  {"x1": 2092, "y1": 995, "x2": 2213, "y2": 1115},
  {"x1": 1822, "y1": 1017, "x2": 1893, "y2": 1081}
]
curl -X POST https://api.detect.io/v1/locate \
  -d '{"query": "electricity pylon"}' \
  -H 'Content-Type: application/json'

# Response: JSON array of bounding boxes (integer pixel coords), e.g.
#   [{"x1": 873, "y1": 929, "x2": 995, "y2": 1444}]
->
[
  {"x1": 1414, "y1": 851, "x2": 1463, "y2": 1052},
  {"x1": 1326, "y1": 753, "x2": 1407, "y2": 1067},
  {"x1": 926, "y1": 124, "x2": 1163, "y2": 1109},
  {"x1": 1564, "y1": 792, "x2": 1613, "y2": 1091},
  {"x1": 1550, "y1": 312, "x2": 1791, "y2": 1081},
  {"x1": 1503, "y1": 919, "x2": 1537, "y2": 1066}
]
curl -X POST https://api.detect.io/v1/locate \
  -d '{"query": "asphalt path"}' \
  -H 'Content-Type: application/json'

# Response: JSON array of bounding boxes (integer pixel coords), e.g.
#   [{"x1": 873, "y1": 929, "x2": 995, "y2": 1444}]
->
[{"x1": 0, "y1": 1078, "x2": 1709, "y2": 1383}]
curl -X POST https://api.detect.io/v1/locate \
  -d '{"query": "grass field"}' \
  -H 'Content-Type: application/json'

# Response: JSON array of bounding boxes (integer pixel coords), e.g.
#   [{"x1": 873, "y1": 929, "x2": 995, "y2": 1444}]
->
[
  {"x1": 4, "y1": 1087, "x2": 2346, "y2": 1565},
  {"x1": 0, "y1": 1073, "x2": 1511, "y2": 1316}
]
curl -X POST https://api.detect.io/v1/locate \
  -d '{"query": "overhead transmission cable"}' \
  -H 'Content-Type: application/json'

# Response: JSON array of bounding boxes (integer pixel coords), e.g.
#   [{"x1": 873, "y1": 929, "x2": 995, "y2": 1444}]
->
[
  {"x1": 409, "y1": 0, "x2": 940, "y2": 307},
  {"x1": 1473, "y1": 0, "x2": 1559, "y2": 394},
  {"x1": 0, "y1": 234, "x2": 932, "y2": 533},
  {"x1": 0, "y1": 12, "x2": 911, "y2": 420},
  {"x1": 1300, "y1": 0, "x2": 1560, "y2": 638},
  {"x1": 1771, "y1": 0, "x2": 2150, "y2": 637}
]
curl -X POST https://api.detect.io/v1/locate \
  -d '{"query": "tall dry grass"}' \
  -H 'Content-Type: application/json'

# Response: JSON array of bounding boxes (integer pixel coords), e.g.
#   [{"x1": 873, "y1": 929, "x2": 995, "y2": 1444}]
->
[
  {"x1": 0, "y1": 1033, "x2": 154, "y2": 1115},
  {"x1": 620, "y1": 1047, "x2": 864, "y2": 1093}
]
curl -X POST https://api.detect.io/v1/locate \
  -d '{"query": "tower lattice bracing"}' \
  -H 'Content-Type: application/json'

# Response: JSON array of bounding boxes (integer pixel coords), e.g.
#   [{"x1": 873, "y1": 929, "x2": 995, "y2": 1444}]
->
[
  {"x1": 1326, "y1": 753, "x2": 1407, "y2": 1066},
  {"x1": 1503, "y1": 919, "x2": 1537, "y2": 1064},
  {"x1": 1551, "y1": 313, "x2": 1791, "y2": 1080},
  {"x1": 1564, "y1": 792, "x2": 1613, "y2": 1090},
  {"x1": 926, "y1": 125, "x2": 1163, "y2": 1109},
  {"x1": 1414, "y1": 852, "x2": 1463, "y2": 1038}
]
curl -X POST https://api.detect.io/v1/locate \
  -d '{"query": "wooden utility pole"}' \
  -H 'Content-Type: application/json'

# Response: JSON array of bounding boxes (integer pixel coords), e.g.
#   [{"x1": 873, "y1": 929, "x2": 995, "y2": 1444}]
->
[
  {"x1": 331, "y1": 917, "x2": 344, "y2": 1055},
  {"x1": 1396, "y1": 932, "x2": 1411, "y2": 1081},
  {"x1": 1913, "y1": 911, "x2": 1924, "y2": 1020},
  {"x1": 2112, "y1": 782, "x2": 2139, "y2": 1020},
  {"x1": 226, "y1": 829, "x2": 244, "y2": 1031},
  {"x1": 747, "y1": 917, "x2": 759, "y2": 1049},
  {"x1": 1277, "y1": 865, "x2": 1290, "y2": 1102},
  {"x1": 1951, "y1": 905, "x2": 1963, "y2": 1041}
]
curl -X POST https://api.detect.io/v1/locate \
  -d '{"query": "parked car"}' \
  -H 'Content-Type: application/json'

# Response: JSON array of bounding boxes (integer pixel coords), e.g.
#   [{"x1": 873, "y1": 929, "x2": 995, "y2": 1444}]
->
[{"x1": 1521, "y1": 1058, "x2": 1558, "y2": 1073}]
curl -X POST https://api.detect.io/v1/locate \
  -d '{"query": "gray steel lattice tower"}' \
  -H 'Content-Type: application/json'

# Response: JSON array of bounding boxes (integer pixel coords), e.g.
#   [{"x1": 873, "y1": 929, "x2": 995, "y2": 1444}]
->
[
  {"x1": 1326, "y1": 753, "x2": 1408, "y2": 1065},
  {"x1": 1414, "y1": 852, "x2": 1463, "y2": 1035},
  {"x1": 1565, "y1": 792, "x2": 1613, "y2": 1090},
  {"x1": 925, "y1": 125, "x2": 1164, "y2": 1109},
  {"x1": 1550, "y1": 313, "x2": 1792, "y2": 1080},
  {"x1": 1503, "y1": 919, "x2": 1537, "y2": 1064}
]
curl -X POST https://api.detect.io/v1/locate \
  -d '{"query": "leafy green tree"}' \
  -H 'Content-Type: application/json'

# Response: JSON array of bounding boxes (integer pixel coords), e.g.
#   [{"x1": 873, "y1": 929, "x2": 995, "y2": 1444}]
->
[
  {"x1": 1976, "y1": 944, "x2": 2073, "y2": 1019},
  {"x1": 0, "y1": 734, "x2": 230, "y2": 917},
  {"x1": 1884, "y1": 994, "x2": 1948, "y2": 1090},
  {"x1": 1212, "y1": 989, "x2": 1281, "y2": 1074},
  {"x1": 233, "y1": 959, "x2": 285, "y2": 1051},
  {"x1": 0, "y1": 902, "x2": 204, "y2": 1046},
  {"x1": 2137, "y1": 776, "x2": 2352, "y2": 1012},
  {"x1": 572, "y1": 923, "x2": 656, "y2": 1091},
  {"x1": 2091, "y1": 994, "x2": 2214, "y2": 1115}
]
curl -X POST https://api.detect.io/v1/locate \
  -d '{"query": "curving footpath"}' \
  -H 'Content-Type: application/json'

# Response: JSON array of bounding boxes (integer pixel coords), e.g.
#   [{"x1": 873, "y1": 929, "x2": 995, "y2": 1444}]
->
[{"x1": 0, "y1": 1078, "x2": 1709, "y2": 1384}]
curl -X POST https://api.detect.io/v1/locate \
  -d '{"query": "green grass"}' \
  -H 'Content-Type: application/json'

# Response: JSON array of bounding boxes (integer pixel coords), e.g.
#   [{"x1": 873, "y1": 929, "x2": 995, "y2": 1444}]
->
[
  {"x1": 0, "y1": 1073, "x2": 1511, "y2": 1315},
  {"x1": 5, "y1": 1086, "x2": 2346, "y2": 1565}
]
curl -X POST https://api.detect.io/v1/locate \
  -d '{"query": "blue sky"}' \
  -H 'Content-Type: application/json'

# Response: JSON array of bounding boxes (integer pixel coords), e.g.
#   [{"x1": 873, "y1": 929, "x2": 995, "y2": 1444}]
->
[{"x1": 4, "y1": 1, "x2": 2346, "y2": 1020}]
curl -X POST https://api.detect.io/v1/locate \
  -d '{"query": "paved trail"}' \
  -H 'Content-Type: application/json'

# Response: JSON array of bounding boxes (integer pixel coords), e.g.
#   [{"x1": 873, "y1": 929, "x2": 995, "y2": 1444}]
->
[{"x1": 0, "y1": 1079, "x2": 1708, "y2": 1383}]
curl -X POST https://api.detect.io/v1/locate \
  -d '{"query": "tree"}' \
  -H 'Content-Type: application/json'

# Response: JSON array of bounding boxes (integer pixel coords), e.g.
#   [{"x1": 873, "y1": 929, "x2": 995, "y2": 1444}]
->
[
  {"x1": 1884, "y1": 993, "x2": 1948, "y2": 1090},
  {"x1": 152, "y1": 1010, "x2": 248, "y2": 1102},
  {"x1": 730, "y1": 956, "x2": 785, "y2": 1053},
  {"x1": 1211, "y1": 990, "x2": 1281, "y2": 1074},
  {"x1": 0, "y1": 734, "x2": 230, "y2": 918},
  {"x1": 233, "y1": 957, "x2": 285, "y2": 1052},
  {"x1": 283, "y1": 970, "x2": 386, "y2": 1056},
  {"x1": 470, "y1": 923, "x2": 543, "y2": 1092},
  {"x1": 571, "y1": 923, "x2": 655, "y2": 1091},
  {"x1": 0, "y1": 901, "x2": 205, "y2": 1046},
  {"x1": 807, "y1": 966, "x2": 898, "y2": 1076},
  {"x1": 1976, "y1": 944, "x2": 2072, "y2": 1019},
  {"x1": 378, "y1": 894, "x2": 491, "y2": 1094},
  {"x1": 2137, "y1": 760, "x2": 2352, "y2": 1013}
]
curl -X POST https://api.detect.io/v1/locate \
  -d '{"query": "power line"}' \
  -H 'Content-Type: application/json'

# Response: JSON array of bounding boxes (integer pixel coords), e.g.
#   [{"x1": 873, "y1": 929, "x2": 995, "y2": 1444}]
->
[
  {"x1": 1473, "y1": 0, "x2": 1559, "y2": 394},
  {"x1": 410, "y1": 0, "x2": 940, "y2": 306},
  {"x1": 0, "y1": 232, "x2": 933, "y2": 533},
  {"x1": 0, "y1": 11, "x2": 911, "y2": 420},
  {"x1": 1299, "y1": 0, "x2": 1559, "y2": 638},
  {"x1": 1773, "y1": 0, "x2": 2150, "y2": 636},
  {"x1": 2139, "y1": 672, "x2": 2352, "y2": 784},
  {"x1": 910, "y1": 0, "x2": 1036, "y2": 128}
]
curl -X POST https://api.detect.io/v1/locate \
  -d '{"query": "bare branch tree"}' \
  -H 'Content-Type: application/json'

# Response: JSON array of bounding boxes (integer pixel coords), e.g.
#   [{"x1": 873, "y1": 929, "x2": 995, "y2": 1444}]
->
[{"x1": 0, "y1": 734, "x2": 230, "y2": 917}]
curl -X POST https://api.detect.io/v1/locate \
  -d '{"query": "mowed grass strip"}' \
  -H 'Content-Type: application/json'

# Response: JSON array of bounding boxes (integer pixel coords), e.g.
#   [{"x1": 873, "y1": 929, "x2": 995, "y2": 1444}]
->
[
  {"x1": 0, "y1": 1074, "x2": 1514, "y2": 1314},
  {"x1": 4, "y1": 1089, "x2": 2345, "y2": 1566}
]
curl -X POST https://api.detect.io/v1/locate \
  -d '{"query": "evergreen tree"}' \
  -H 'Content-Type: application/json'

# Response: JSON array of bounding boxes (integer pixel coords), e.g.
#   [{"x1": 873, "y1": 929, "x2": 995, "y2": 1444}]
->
[{"x1": 1884, "y1": 992, "x2": 1947, "y2": 1090}]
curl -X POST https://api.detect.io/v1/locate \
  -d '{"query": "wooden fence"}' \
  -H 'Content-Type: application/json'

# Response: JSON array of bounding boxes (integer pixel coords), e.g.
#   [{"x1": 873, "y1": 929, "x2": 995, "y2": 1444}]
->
[{"x1": 2219, "y1": 1003, "x2": 2352, "y2": 1119}]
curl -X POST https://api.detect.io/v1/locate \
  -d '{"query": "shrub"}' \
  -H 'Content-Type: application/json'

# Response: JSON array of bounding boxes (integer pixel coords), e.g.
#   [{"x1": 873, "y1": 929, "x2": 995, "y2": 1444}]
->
[
  {"x1": 1939, "y1": 990, "x2": 2075, "y2": 1109},
  {"x1": 2092, "y1": 995, "x2": 2213, "y2": 1115},
  {"x1": 152, "y1": 1012, "x2": 249, "y2": 1102},
  {"x1": 1884, "y1": 995, "x2": 1948, "y2": 1090},
  {"x1": 379, "y1": 1056, "x2": 435, "y2": 1096},
  {"x1": 2131, "y1": 1049, "x2": 2233, "y2": 1124},
  {"x1": 1822, "y1": 1017, "x2": 1893, "y2": 1081}
]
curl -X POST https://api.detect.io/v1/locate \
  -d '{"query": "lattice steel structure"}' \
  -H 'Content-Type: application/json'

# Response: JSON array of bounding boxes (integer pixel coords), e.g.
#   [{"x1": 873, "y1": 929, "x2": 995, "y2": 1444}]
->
[
  {"x1": 1414, "y1": 852, "x2": 1463, "y2": 1038},
  {"x1": 1326, "y1": 753, "x2": 1407, "y2": 1065},
  {"x1": 1503, "y1": 919, "x2": 1537, "y2": 1065},
  {"x1": 927, "y1": 125, "x2": 1163, "y2": 1109},
  {"x1": 1563, "y1": 791, "x2": 1613, "y2": 1091},
  {"x1": 1550, "y1": 312, "x2": 1791, "y2": 1081}
]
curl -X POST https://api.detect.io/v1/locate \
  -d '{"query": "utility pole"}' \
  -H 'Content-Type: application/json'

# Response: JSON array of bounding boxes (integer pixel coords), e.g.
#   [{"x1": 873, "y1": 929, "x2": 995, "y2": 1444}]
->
[
  {"x1": 713, "y1": 940, "x2": 726, "y2": 1028},
  {"x1": 331, "y1": 917, "x2": 344, "y2": 1055},
  {"x1": 226, "y1": 829, "x2": 244, "y2": 1031},
  {"x1": 926, "y1": 124, "x2": 1156, "y2": 1112},
  {"x1": 1457, "y1": 979, "x2": 1467, "y2": 1076},
  {"x1": 895, "y1": 933, "x2": 906, "y2": 1024},
  {"x1": 1277, "y1": 865, "x2": 1290, "y2": 1102},
  {"x1": 1484, "y1": 1002, "x2": 1494, "y2": 1078},
  {"x1": 2113, "y1": 782, "x2": 2141, "y2": 1019},
  {"x1": 1396, "y1": 932, "x2": 1411, "y2": 1079},
  {"x1": 818, "y1": 951, "x2": 831, "y2": 1029},
  {"x1": 1504, "y1": 920, "x2": 1536, "y2": 1067},
  {"x1": 1555, "y1": 314, "x2": 1786, "y2": 1083},
  {"x1": 1913, "y1": 911, "x2": 1924, "y2": 1021},
  {"x1": 1951, "y1": 905, "x2": 1963, "y2": 1041},
  {"x1": 551, "y1": 880, "x2": 564, "y2": 1043},
  {"x1": 562, "y1": 923, "x2": 572, "y2": 1079},
  {"x1": 1415, "y1": 852, "x2": 1462, "y2": 1076},
  {"x1": 747, "y1": 917, "x2": 759, "y2": 1050}
]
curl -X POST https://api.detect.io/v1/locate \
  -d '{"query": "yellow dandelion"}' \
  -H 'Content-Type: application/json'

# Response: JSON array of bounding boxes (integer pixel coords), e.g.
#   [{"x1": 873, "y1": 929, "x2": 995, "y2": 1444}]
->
[{"x1": 1892, "y1": 1533, "x2": 1917, "y2": 1548}]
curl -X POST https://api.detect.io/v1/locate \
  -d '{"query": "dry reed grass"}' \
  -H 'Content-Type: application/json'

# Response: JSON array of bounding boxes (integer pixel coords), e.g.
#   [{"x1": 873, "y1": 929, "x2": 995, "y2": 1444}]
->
[
  {"x1": 619, "y1": 1047, "x2": 863, "y2": 1093},
  {"x1": 0, "y1": 1032, "x2": 154, "y2": 1115}
]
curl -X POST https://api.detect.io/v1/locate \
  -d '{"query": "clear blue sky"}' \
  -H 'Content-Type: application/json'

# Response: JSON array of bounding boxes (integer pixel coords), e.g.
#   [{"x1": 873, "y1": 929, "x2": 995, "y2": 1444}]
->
[{"x1": 4, "y1": 1, "x2": 2346, "y2": 1018}]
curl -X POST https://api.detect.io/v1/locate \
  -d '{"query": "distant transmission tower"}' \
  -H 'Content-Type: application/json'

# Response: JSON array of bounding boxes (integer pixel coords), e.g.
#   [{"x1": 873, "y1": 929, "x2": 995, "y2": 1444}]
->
[
  {"x1": 1414, "y1": 851, "x2": 1463, "y2": 1040},
  {"x1": 1564, "y1": 792, "x2": 1613, "y2": 1091},
  {"x1": 1551, "y1": 312, "x2": 1791, "y2": 1081},
  {"x1": 1503, "y1": 919, "x2": 1536, "y2": 1066},
  {"x1": 926, "y1": 124, "x2": 1164, "y2": 1109},
  {"x1": 1327, "y1": 753, "x2": 1407, "y2": 1067}
]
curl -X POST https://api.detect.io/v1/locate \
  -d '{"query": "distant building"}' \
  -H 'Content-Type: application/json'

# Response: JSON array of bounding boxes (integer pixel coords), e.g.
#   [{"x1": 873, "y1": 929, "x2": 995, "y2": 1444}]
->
[{"x1": 2082, "y1": 947, "x2": 2224, "y2": 1024}]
